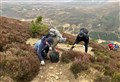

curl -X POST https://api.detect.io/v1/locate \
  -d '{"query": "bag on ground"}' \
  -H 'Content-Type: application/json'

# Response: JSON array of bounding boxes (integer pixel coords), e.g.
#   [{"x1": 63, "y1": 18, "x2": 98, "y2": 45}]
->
[{"x1": 49, "y1": 51, "x2": 59, "y2": 63}]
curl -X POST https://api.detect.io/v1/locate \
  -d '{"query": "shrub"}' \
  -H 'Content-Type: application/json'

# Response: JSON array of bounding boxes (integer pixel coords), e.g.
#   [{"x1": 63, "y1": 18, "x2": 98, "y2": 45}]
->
[
  {"x1": 94, "y1": 75, "x2": 111, "y2": 82},
  {"x1": 0, "y1": 42, "x2": 3, "y2": 51},
  {"x1": 91, "y1": 64, "x2": 104, "y2": 72},
  {"x1": 0, "y1": 76, "x2": 14, "y2": 82},
  {"x1": 0, "y1": 17, "x2": 40, "y2": 82},
  {"x1": 0, "y1": 44, "x2": 40, "y2": 82},
  {"x1": 61, "y1": 50, "x2": 84, "y2": 63},
  {"x1": 61, "y1": 50, "x2": 91, "y2": 78},
  {"x1": 30, "y1": 16, "x2": 48, "y2": 38},
  {"x1": 112, "y1": 73, "x2": 120, "y2": 82},
  {"x1": 62, "y1": 33, "x2": 76, "y2": 45},
  {"x1": 70, "y1": 61, "x2": 89, "y2": 78}
]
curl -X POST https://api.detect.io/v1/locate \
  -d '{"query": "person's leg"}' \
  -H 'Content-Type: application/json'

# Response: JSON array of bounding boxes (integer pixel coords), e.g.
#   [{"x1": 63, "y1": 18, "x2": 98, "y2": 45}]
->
[
  {"x1": 37, "y1": 43, "x2": 44, "y2": 62},
  {"x1": 44, "y1": 45, "x2": 49, "y2": 53},
  {"x1": 84, "y1": 42, "x2": 88, "y2": 53},
  {"x1": 84, "y1": 36, "x2": 89, "y2": 53}
]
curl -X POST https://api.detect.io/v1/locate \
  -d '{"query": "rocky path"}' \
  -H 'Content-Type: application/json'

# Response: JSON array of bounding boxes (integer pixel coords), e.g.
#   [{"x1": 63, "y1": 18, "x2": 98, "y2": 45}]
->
[{"x1": 27, "y1": 38, "x2": 95, "y2": 82}]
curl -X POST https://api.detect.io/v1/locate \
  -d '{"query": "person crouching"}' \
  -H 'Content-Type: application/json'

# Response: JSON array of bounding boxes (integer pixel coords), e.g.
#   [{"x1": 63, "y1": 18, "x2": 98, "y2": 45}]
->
[{"x1": 34, "y1": 36, "x2": 54, "y2": 65}]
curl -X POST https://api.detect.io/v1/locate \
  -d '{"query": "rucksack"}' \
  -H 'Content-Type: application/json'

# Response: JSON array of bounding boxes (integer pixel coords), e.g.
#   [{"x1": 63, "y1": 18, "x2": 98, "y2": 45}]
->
[
  {"x1": 49, "y1": 28, "x2": 66, "y2": 43},
  {"x1": 49, "y1": 28, "x2": 57, "y2": 37},
  {"x1": 80, "y1": 28, "x2": 88, "y2": 34},
  {"x1": 49, "y1": 51, "x2": 59, "y2": 63}
]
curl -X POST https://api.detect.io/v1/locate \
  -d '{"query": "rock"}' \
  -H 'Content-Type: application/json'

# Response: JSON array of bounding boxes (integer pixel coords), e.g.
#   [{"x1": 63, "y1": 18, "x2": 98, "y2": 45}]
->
[
  {"x1": 66, "y1": 80, "x2": 70, "y2": 82},
  {"x1": 50, "y1": 81, "x2": 54, "y2": 82},
  {"x1": 40, "y1": 67, "x2": 42, "y2": 70},
  {"x1": 40, "y1": 75, "x2": 43, "y2": 78},
  {"x1": 49, "y1": 66, "x2": 54, "y2": 70},
  {"x1": 55, "y1": 76, "x2": 59, "y2": 80},
  {"x1": 59, "y1": 72, "x2": 63, "y2": 75},
  {"x1": 50, "y1": 74, "x2": 55, "y2": 77},
  {"x1": 56, "y1": 73, "x2": 59, "y2": 75},
  {"x1": 56, "y1": 65, "x2": 58, "y2": 67}
]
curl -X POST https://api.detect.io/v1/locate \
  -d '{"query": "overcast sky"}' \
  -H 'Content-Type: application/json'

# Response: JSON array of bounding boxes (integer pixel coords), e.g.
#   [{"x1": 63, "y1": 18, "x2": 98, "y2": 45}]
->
[{"x1": 1, "y1": 0, "x2": 119, "y2": 2}]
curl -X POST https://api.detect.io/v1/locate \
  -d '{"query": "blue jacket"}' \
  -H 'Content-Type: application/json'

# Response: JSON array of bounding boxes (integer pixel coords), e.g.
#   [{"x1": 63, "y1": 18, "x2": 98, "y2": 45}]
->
[{"x1": 34, "y1": 36, "x2": 54, "y2": 61}]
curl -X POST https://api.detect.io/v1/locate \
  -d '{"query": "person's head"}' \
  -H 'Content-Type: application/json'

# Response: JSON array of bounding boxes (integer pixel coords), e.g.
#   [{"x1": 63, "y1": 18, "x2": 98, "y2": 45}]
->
[
  {"x1": 78, "y1": 31, "x2": 84, "y2": 37},
  {"x1": 80, "y1": 28, "x2": 88, "y2": 34}
]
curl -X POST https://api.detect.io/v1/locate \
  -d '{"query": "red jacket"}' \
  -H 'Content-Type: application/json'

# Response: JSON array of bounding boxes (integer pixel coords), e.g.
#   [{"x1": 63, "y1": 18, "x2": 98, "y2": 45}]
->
[{"x1": 108, "y1": 43, "x2": 114, "y2": 50}]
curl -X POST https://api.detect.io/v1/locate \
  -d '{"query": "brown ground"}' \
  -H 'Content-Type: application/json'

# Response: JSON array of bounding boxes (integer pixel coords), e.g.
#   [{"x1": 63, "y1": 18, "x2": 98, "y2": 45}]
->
[{"x1": 27, "y1": 38, "x2": 96, "y2": 82}]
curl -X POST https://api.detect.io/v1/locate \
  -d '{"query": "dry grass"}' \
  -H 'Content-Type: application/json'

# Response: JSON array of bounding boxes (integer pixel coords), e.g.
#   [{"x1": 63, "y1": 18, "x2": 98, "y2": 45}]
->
[
  {"x1": 62, "y1": 33, "x2": 76, "y2": 45},
  {"x1": 61, "y1": 50, "x2": 92, "y2": 63},
  {"x1": 61, "y1": 50, "x2": 93, "y2": 78},
  {"x1": 0, "y1": 17, "x2": 40, "y2": 82},
  {"x1": 61, "y1": 33, "x2": 120, "y2": 81},
  {"x1": 70, "y1": 61, "x2": 89, "y2": 78}
]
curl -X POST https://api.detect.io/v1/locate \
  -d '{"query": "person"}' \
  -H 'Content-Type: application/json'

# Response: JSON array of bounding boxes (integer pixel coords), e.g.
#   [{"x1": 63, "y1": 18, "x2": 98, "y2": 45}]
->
[
  {"x1": 70, "y1": 28, "x2": 89, "y2": 53},
  {"x1": 48, "y1": 28, "x2": 66, "y2": 50},
  {"x1": 34, "y1": 35, "x2": 54, "y2": 65},
  {"x1": 114, "y1": 44, "x2": 119, "y2": 50},
  {"x1": 108, "y1": 42, "x2": 114, "y2": 50}
]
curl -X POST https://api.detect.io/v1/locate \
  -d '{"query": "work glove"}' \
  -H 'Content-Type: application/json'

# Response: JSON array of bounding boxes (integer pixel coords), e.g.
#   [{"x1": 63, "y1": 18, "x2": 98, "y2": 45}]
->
[{"x1": 49, "y1": 47, "x2": 52, "y2": 51}]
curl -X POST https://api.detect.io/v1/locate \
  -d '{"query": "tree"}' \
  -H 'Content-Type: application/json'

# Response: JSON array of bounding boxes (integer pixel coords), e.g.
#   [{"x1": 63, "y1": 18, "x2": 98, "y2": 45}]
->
[
  {"x1": 35, "y1": 16, "x2": 43, "y2": 24},
  {"x1": 30, "y1": 16, "x2": 48, "y2": 38}
]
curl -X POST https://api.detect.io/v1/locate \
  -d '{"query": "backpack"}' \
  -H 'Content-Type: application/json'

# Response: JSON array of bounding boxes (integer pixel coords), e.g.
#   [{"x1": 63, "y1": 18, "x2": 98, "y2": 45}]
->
[
  {"x1": 49, "y1": 28, "x2": 57, "y2": 37},
  {"x1": 78, "y1": 28, "x2": 88, "y2": 37},
  {"x1": 80, "y1": 28, "x2": 88, "y2": 34},
  {"x1": 49, "y1": 51, "x2": 59, "y2": 63}
]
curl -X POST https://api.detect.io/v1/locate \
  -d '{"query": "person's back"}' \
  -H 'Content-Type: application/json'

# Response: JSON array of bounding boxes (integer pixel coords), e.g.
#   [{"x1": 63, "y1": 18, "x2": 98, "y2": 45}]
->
[
  {"x1": 48, "y1": 28, "x2": 66, "y2": 50},
  {"x1": 34, "y1": 34, "x2": 54, "y2": 65},
  {"x1": 71, "y1": 28, "x2": 89, "y2": 53},
  {"x1": 80, "y1": 28, "x2": 88, "y2": 34},
  {"x1": 34, "y1": 40, "x2": 41, "y2": 50}
]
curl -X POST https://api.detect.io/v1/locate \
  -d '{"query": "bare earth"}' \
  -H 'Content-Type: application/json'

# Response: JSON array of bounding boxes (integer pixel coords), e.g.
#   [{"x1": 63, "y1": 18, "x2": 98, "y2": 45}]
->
[{"x1": 27, "y1": 38, "x2": 96, "y2": 82}]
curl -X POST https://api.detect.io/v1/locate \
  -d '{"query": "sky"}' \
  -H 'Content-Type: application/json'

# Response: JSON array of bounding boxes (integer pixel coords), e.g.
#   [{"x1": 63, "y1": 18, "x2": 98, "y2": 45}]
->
[{"x1": 1, "y1": 0, "x2": 119, "y2": 3}]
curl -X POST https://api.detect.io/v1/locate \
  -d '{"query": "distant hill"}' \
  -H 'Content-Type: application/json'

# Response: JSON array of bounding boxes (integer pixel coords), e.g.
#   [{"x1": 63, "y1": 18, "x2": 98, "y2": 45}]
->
[{"x1": 1, "y1": 1, "x2": 119, "y2": 41}]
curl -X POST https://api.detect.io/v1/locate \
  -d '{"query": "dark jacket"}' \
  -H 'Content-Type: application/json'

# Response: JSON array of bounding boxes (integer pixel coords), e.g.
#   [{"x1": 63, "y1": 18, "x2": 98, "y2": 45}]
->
[{"x1": 73, "y1": 28, "x2": 89, "y2": 53}]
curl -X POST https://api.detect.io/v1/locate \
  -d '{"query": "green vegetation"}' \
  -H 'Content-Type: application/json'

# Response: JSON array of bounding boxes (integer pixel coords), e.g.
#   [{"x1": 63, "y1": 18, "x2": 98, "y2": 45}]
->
[
  {"x1": 30, "y1": 16, "x2": 48, "y2": 38},
  {"x1": 92, "y1": 10, "x2": 119, "y2": 31},
  {"x1": 112, "y1": 73, "x2": 120, "y2": 82},
  {"x1": 89, "y1": 32, "x2": 119, "y2": 41}
]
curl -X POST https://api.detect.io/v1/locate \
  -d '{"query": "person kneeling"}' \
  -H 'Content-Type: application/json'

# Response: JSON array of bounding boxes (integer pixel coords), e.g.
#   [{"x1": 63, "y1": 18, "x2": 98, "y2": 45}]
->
[{"x1": 34, "y1": 36, "x2": 54, "y2": 65}]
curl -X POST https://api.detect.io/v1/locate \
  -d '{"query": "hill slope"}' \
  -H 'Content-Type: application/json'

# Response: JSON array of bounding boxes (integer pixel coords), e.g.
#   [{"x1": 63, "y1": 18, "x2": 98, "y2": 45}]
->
[
  {"x1": 0, "y1": 17, "x2": 40, "y2": 82},
  {"x1": 0, "y1": 17, "x2": 120, "y2": 82}
]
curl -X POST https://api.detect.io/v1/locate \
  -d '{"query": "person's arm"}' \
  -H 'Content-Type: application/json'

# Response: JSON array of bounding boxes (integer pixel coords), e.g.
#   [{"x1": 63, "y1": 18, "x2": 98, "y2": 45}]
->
[
  {"x1": 70, "y1": 35, "x2": 79, "y2": 50},
  {"x1": 37, "y1": 44, "x2": 44, "y2": 61},
  {"x1": 51, "y1": 41, "x2": 59, "y2": 51}
]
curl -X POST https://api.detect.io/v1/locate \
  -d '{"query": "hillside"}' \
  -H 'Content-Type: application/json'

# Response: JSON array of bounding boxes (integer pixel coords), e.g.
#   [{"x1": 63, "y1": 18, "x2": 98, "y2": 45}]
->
[
  {"x1": 2, "y1": 2, "x2": 119, "y2": 30},
  {"x1": 2, "y1": 2, "x2": 119, "y2": 41},
  {"x1": 0, "y1": 17, "x2": 120, "y2": 82},
  {"x1": 0, "y1": 17, "x2": 40, "y2": 82}
]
